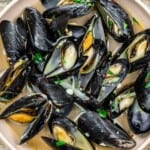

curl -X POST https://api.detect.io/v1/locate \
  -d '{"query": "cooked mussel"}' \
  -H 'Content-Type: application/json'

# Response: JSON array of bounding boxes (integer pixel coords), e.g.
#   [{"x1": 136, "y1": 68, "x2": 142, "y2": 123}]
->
[
  {"x1": 42, "y1": 136, "x2": 82, "y2": 150},
  {"x1": 43, "y1": 4, "x2": 92, "y2": 19},
  {"x1": 50, "y1": 117, "x2": 94, "y2": 150},
  {"x1": 97, "y1": 59, "x2": 129, "y2": 104},
  {"x1": 94, "y1": 0, "x2": 133, "y2": 42},
  {"x1": 0, "y1": 19, "x2": 27, "y2": 64},
  {"x1": 134, "y1": 64, "x2": 150, "y2": 113},
  {"x1": 30, "y1": 75, "x2": 74, "y2": 116},
  {"x1": 44, "y1": 39, "x2": 78, "y2": 77},
  {"x1": 24, "y1": 7, "x2": 52, "y2": 52},
  {"x1": 128, "y1": 100, "x2": 150, "y2": 134},
  {"x1": 0, "y1": 93, "x2": 47, "y2": 123},
  {"x1": 78, "y1": 15, "x2": 107, "y2": 90},
  {"x1": 113, "y1": 29, "x2": 150, "y2": 65},
  {"x1": 20, "y1": 101, "x2": 52, "y2": 144},
  {"x1": 77, "y1": 111, "x2": 136, "y2": 148},
  {"x1": 109, "y1": 87, "x2": 136, "y2": 118},
  {"x1": 0, "y1": 57, "x2": 31, "y2": 101}
]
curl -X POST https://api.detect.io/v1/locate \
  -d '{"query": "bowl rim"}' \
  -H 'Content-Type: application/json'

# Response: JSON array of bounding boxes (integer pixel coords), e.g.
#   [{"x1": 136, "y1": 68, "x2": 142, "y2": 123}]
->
[{"x1": 0, "y1": 0, "x2": 149, "y2": 150}]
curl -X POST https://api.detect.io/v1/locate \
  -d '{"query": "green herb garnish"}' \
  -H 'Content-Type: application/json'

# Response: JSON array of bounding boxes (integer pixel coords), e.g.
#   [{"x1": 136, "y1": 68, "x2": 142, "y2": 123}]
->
[
  {"x1": 132, "y1": 17, "x2": 140, "y2": 25},
  {"x1": 107, "y1": 69, "x2": 115, "y2": 76},
  {"x1": 54, "y1": 76, "x2": 62, "y2": 85},
  {"x1": 55, "y1": 140, "x2": 66, "y2": 147},
  {"x1": 144, "y1": 82, "x2": 150, "y2": 89},
  {"x1": 145, "y1": 72, "x2": 150, "y2": 81},
  {"x1": 96, "y1": 108, "x2": 107, "y2": 119},
  {"x1": 73, "y1": 0, "x2": 93, "y2": 6},
  {"x1": 32, "y1": 52, "x2": 44, "y2": 64},
  {"x1": 108, "y1": 19, "x2": 113, "y2": 28},
  {"x1": 123, "y1": 22, "x2": 128, "y2": 30}
]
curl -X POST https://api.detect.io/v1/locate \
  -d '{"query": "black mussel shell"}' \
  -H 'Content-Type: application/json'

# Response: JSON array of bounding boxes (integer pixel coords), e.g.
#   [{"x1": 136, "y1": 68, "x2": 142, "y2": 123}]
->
[
  {"x1": 134, "y1": 64, "x2": 150, "y2": 113},
  {"x1": 109, "y1": 87, "x2": 136, "y2": 118},
  {"x1": 128, "y1": 100, "x2": 150, "y2": 134},
  {"x1": 43, "y1": 4, "x2": 92, "y2": 19},
  {"x1": 0, "y1": 57, "x2": 31, "y2": 101},
  {"x1": 24, "y1": 7, "x2": 52, "y2": 52},
  {"x1": 77, "y1": 111, "x2": 135, "y2": 148},
  {"x1": 40, "y1": 0, "x2": 60, "y2": 9},
  {"x1": 0, "y1": 19, "x2": 27, "y2": 64},
  {"x1": 30, "y1": 75, "x2": 73, "y2": 116},
  {"x1": 113, "y1": 29, "x2": 150, "y2": 62},
  {"x1": 95, "y1": 0, "x2": 133, "y2": 42},
  {"x1": 97, "y1": 59, "x2": 129, "y2": 104},
  {"x1": 50, "y1": 117, "x2": 94, "y2": 150},
  {"x1": 20, "y1": 102, "x2": 52, "y2": 144}
]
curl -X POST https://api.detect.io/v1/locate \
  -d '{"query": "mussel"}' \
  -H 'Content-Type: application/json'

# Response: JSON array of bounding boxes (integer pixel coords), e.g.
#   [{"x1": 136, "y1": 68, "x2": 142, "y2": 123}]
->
[
  {"x1": 78, "y1": 15, "x2": 107, "y2": 90},
  {"x1": 44, "y1": 39, "x2": 79, "y2": 77},
  {"x1": 0, "y1": 93, "x2": 47, "y2": 123},
  {"x1": 20, "y1": 101, "x2": 52, "y2": 144},
  {"x1": 24, "y1": 7, "x2": 52, "y2": 52},
  {"x1": 97, "y1": 59, "x2": 129, "y2": 104},
  {"x1": 30, "y1": 75, "x2": 74, "y2": 116},
  {"x1": 0, "y1": 57, "x2": 31, "y2": 101},
  {"x1": 50, "y1": 117, "x2": 94, "y2": 150},
  {"x1": 134, "y1": 64, "x2": 150, "y2": 113},
  {"x1": 43, "y1": 3, "x2": 93, "y2": 19},
  {"x1": 94, "y1": 0, "x2": 133, "y2": 42},
  {"x1": 128, "y1": 100, "x2": 150, "y2": 134},
  {"x1": 77, "y1": 111, "x2": 135, "y2": 148},
  {"x1": 113, "y1": 29, "x2": 150, "y2": 66},
  {"x1": 0, "y1": 18, "x2": 27, "y2": 64},
  {"x1": 109, "y1": 87, "x2": 136, "y2": 118},
  {"x1": 42, "y1": 137, "x2": 82, "y2": 150}
]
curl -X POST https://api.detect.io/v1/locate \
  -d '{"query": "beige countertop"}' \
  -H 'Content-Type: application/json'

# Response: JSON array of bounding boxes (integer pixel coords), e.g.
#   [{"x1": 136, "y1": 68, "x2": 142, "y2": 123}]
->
[{"x1": 0, "y1": 0, "x2": 150, "y2": 150}]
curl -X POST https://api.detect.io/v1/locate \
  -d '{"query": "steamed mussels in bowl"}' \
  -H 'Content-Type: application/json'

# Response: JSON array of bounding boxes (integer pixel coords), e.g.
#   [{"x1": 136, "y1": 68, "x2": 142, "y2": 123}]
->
[{"x1": 0, "y1": 0, "x2": 150, "y2": 149}]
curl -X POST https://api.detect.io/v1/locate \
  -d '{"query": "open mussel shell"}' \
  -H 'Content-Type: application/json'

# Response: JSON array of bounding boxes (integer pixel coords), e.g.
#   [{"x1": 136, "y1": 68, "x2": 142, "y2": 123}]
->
[
  {"x1": 24, "y1": 7, "x2": 52, "y2": 52},
  {"x1": 29, "y1": 75, "x2": 74, "y2": 116},
  {"x1": 113, "y1": 29, "x2": 150, "y2": 63},
  {"x1": 0, "y1": 19, "x2": 27, "y2": 64},
  {"x1": 0, "y1": 93, "x2": 47, "y2": 122},
  {"x1": 42, "y1": 137, "x2": 82, "y2": 150},
  {"x1": 78, "y1": 15, "x2": 107, "y2": 90},
  {"x1": 134, "y1": 64, "x2": 150, "y2": 113},
  {"x1": 43, "y1": 3, "x2": 92, "y2": 19},
  {"x1": 128, "y1": 100, "x2": 150, "y2": 134},
  {"x1": 86, "y1": 52, "x2": 112, "y2": 98},
  {"x1": 109, "y1": 87, "x2": 136, "y2": 118},
  {"x1": 44, "y1": 39, "x2": 78, "y2": 77},
  {"x1": 95, "y1": 0, "x2": 133, "y2": 42},
  {"x1": 77, "y1": 111, "x2": 136, "y2": 149},
  {"x1": 97, "y1": 59, "x2": 129, "y2": 104},
  {"x1": 0, "y1": 57, "x2": 31, "y2": 101},
  {"x1": 50, "y1": 117, "x2": 94, "y2": 150},
  {"x1": 20, "y1": 101, "x2": 52, "y2": 144}
]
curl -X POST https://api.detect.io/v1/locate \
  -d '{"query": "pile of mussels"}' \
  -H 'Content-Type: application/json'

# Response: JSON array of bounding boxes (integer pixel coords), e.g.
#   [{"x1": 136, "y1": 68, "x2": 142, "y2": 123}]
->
[{"x1": 0, "y1": 0, "x2": 150, "y2": 149}]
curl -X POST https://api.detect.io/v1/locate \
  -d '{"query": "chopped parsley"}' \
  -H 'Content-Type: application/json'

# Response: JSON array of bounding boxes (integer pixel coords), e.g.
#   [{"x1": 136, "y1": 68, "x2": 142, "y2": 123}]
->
[
  {"x1": 73, "y1": 0, "x2": 93, "y2": 6},
  {"x1": 144, "y1": 83, "x2": 150, "y2": 89},
  {"x1": 96, "y1": 108, "x2": 107, "y2": 119},
  {"x1": 132, "y1": 17, "x2": 140, "y2": 25},
  {"x1": 54, "y1": 76, "x2": 62, "y2": 85},
  {"x1": 107, "y1": 69, "x2": 115, "y2": 76},
  {"x1": 32, "y1": 52, "x2": 44, "y2": 64},
  {"x1": 123, "y1": 22, "x2": 128, "y2": 30},
  {"x1": 108, "y1": 19, "x2": 114, "y2": 28},
  {"x1": 55, "y1": 140, "x2": 66, "y2": 147}
]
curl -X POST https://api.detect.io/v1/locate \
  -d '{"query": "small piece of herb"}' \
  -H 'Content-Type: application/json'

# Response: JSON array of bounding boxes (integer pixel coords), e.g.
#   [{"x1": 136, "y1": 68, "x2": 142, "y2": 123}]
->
[
  {"x1": 1, "y1": 94, "x2": 8, "y2": 99},
  {"x1": 123, "y1": 22, "x2": 128, "y2": 30},
  {"x1": 54, "y1": 76, "x2": 62, "y2": 85},
  {"x1": 108, "y1": 19, "x2": 113, "y2": 28},
  {"x1": 32, "y1": 52, "x2": 44, "y2": 64},
  {"x1": 73, "y1": 0, "x2": 93, "y2": 6},
  {"x1": 57, "y1": 30, "x2": 62, "y2": 37},
  {"x1": 132, "y1": 17, "x2": 140, "y2": 25},
  {"x1": 96, "y1": 108, "x2": 107, "y2": 119},
  {"x1": 107, "y1": 69, "x2": 115, "y2": 76},
  {"x1": 144, "y1": 82, "x2": 150, "y2": 89},
  {"x1": 145, "y1": 72, "x2": 150, "y2": 81},
  {"x1": 55, "y1": 140, "x2": 66, "y2": 147}
]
